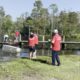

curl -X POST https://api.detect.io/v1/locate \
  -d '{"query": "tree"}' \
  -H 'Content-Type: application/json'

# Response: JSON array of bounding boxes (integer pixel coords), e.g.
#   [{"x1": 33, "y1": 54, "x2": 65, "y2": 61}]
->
[
  {"x1": 59, "y1": 11, "x2": 79, "y2": 41},
  {"x1": 2, "y1": 15, "x2": 13, "y2": 34},
  {"x1": 49, "y1": 4, "x2": 58, "y2": 14},
  {"x1": 68, "y1": 12, "x2": 79, "y2": 34},
  {"x1": 0, "y1": 6, "x2": 5, "y2": 34},
  {"x1": 49, "y1": 4, "x2": 58, "y2": 35},
  {"x1": 34, "y1": 0, "x2": 43, "y2": 10},
  {"x1": 31, "y1": 0, "x2": 50, "y2": 35}
]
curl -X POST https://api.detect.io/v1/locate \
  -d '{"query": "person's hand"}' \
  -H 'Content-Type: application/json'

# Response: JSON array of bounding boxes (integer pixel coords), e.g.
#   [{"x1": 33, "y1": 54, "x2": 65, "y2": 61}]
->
[
  {"x1": 48, "y1": 39, "x2": 51, "y2": 43},
  {"x1": 50, "y1": 45, "x2": 52, "y2": 48}
]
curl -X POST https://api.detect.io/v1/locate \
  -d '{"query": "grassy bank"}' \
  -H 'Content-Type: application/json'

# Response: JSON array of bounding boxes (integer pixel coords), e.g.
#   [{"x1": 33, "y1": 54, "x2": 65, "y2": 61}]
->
[{"x1": 0, "y1": 55, "x2": 80, "y2": 80}]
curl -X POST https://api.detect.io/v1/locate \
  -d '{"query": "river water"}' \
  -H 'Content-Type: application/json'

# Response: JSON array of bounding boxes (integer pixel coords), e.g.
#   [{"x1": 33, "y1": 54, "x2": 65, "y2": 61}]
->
[{"x1": 0, "y1": 48, "x2": 80, "y2": 62}]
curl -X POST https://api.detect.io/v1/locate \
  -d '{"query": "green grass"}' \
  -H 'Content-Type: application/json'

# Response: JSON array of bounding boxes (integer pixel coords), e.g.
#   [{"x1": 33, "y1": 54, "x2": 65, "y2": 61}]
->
[{"x1": 0, "y1": 55, "x2": 80, "y2": 80}]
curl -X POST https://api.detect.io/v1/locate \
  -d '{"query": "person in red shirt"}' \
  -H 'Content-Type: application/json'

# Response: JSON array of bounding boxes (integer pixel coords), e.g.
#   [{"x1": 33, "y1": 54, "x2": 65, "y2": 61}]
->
[
  {"x1": 34, "y1": 33, "x2": 38, "y2": 45},
  {"x1": 28, "y1": 32, "x2": 35, "y2": 59},
  {"x1": 15, "y1": 30, "x2": 20, "y2": 42},
  {"x1": 51, "y1": 29, "x2": 62, "y2": 66},
  {"x1": 33, "y1": 33, "x2": 39, "y2": 58}
]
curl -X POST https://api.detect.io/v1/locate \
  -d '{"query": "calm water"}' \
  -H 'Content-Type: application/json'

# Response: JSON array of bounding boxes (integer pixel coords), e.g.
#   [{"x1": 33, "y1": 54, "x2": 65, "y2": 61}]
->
[{"x1": 0, "y1": 48, "x2": 80, "y2": 61}]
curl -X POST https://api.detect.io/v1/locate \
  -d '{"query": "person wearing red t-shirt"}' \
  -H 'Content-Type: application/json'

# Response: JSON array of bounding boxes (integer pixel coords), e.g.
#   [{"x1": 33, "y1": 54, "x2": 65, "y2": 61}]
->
[
  {"x1": 28, "y1": 33, "x2": 35, "y2": 59},
  {"x1": 51, "y1": 29, "x2": 62, "y2": 66},
  {"x1": 15, "y1": 30, "x2": 20, "y2": 42},
  {"x1": 33, "y1": 33, "x2": 39, "y2": 58}
]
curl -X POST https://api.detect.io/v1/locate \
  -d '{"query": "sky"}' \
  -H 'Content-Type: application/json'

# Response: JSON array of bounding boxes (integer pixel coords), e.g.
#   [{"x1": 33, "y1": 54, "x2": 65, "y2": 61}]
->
[{"x1": 0, "y1": 0, "x2": 80, "y2": 21}]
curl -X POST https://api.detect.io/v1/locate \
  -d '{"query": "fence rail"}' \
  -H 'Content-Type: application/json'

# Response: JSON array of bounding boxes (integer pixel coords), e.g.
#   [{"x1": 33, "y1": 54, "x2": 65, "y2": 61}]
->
[{"x1": 1, "y1": 41, "x2": 80, "y2": 50}]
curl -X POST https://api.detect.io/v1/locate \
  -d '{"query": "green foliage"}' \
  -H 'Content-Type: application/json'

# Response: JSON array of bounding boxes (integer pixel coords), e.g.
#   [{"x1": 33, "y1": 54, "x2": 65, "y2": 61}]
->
[
  {"x1": 0, "y1": 6, "x2": 5, "y2": 17},
  {"x1": 31, "y1": 0, "x2": 50, "y2": 35},
  {"x1": 2, "y1": 15, "x2": 13, "y2": 34},
  {"x1": 49, "y1": 4, "x2": 58, "y2": 14},
  {"x1": 59, "y1": 11, "x2": 79, "y2": 41},
  {"x1": 0, "y1": 6, "x2": 5, "y2": 34},
  {"x1": 34, "y1": 0, "x2": 43, "y2": 9},
  {"x1": 0, "y1": 1, "x2": 80, "y2": 42},
  {"x1": 68, "y1": 12, "x2": 78, "y2": 24}
]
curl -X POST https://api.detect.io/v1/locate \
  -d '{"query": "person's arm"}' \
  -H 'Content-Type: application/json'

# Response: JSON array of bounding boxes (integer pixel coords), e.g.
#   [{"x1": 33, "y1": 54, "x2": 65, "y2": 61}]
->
[
  {"x1": 51, "y1": 37, "x2": 55, "y2": 44},
  {"x1": 50, "y1": 45, "x2": 52, "y2": 49}
]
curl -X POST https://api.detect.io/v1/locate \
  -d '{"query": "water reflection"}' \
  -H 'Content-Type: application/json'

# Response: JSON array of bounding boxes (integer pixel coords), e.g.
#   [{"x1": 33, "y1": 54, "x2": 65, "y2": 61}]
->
[{"x1": 0, "y1": 48, "x2": 80, "y2": 61}]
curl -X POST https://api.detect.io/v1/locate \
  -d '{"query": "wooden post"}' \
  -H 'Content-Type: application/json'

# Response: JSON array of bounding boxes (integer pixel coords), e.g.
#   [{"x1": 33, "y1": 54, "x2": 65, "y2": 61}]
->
[{"x1": 42, "y1": 35, "x2": 45, "y2": 56}]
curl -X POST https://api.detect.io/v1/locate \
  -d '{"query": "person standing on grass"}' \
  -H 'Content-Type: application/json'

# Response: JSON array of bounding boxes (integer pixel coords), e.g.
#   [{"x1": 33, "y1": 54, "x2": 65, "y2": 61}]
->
[
  {"x1": 51, "y1": 29, "x2": 62, "y2": 66},
  {"x1": 33, "y1": 33, "x2": 39, "y2": 58},
  {"x1": 28, "y1": 32, "x2": 35, "y2": 59}
]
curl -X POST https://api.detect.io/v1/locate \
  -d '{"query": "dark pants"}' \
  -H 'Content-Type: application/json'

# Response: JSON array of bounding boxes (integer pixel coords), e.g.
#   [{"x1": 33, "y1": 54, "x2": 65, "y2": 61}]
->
[
  {"x1": 52, "y1": 50, "x2": 60, "y2": 65},
  {"x1": 29, "y1": 46, "x2": 35, "y2": 52}
]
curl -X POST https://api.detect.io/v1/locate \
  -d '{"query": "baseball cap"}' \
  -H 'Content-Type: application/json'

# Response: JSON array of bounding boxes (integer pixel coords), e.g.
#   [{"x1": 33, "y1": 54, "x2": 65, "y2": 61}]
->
[
  {"x1": 30, "y1": 32, "x2": 34, "y2": 35},
  {"x1": 53, "y1": 29, "x2": 58, "y2": 33}
]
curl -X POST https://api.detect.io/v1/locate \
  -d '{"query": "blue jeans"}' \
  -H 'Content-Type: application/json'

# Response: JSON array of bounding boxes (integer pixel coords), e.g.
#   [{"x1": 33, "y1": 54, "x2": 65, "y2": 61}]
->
[{"x1": 52, "y1": 50, "x2": 60, "y2": 65}]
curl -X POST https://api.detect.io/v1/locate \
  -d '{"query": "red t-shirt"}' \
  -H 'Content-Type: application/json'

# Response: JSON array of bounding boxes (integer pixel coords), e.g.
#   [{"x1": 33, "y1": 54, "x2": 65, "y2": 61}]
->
[
  {"x1": 51, "y1": 34, "x2": 62, "y2": 51},
  {"x1": 29, "y1": 37, "x2": 35, "y2": 47},
  {"x1": 15, "y1": 31, "x2": 20, "y2": 37},
  {"x1": 34, "y1": 34, "x2": 38, "y2": 45}
]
